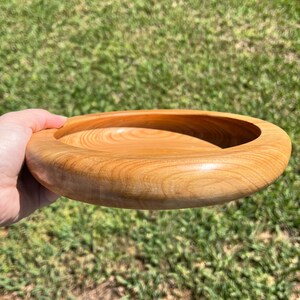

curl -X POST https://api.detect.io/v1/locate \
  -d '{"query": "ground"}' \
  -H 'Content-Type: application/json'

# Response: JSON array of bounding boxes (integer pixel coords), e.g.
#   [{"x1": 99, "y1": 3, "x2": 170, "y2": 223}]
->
[{"x1": 0, "y1": 0, "x2": 299, "y2": 299}]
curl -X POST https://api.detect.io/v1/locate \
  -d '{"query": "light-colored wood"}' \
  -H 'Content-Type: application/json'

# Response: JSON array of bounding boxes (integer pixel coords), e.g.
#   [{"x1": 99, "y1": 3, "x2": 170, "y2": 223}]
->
[{"x1": 26, "y1": 110, "x2": 291, "y2": 209}]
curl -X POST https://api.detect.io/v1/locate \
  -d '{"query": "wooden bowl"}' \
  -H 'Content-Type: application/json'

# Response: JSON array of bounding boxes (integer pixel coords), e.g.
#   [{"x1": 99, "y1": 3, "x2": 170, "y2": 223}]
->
[{"x1": 26, "y1": 110, "x2": 291, "y2": 209}]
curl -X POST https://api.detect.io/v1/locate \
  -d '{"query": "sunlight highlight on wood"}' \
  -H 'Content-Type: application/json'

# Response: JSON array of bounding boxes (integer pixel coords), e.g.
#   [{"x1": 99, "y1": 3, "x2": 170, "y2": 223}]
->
[{"x1": 26, "y1": 110, "x2": 291, "y2": 209}]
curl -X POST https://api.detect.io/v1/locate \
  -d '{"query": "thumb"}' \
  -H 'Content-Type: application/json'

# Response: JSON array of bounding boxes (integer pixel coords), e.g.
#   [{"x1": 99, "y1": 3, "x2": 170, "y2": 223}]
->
[
  {"x1": 1, "y1": 108, "x2": 67, "y2": 133},
  {"x1": 0, "y1": 109, "x2": 67, "y2": 179}
]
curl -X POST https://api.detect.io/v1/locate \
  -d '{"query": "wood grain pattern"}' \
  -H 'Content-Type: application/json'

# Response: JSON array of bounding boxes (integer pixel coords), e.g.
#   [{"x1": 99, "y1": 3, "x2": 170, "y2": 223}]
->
[{"x1": 26, "y1": 110, "x2": 291, "y2": 209}]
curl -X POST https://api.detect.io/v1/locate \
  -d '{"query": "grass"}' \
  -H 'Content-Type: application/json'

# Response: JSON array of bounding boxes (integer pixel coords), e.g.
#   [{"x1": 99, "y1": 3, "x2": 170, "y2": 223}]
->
[{"x1": 0, "y1": 0, "x2": 299, "y2": 299}]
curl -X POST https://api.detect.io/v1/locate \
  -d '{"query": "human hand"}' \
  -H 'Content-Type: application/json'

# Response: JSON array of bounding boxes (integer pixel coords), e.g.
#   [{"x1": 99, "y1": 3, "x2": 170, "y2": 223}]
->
[{"x1": 0, "y1": 109, "x2": 67, "y2": 226}]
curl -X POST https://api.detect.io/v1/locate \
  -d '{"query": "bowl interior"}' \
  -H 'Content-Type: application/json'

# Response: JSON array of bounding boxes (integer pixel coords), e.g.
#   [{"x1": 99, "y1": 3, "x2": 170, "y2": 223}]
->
[{"x1": 55, "y1": 113, "x2": 261, "y2": 157}]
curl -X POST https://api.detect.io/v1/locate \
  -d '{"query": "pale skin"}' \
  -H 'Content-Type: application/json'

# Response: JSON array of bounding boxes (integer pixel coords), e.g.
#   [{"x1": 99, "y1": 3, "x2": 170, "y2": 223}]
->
[{"x1": 0, "y1": 109, "x2": 67, "y2": 226}]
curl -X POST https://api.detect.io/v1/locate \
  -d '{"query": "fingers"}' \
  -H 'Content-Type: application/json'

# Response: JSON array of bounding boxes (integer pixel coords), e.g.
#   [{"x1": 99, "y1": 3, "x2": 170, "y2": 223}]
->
[
  {"x1": 0, "y1": 109, "x2": 67, "y2": 133},
  {"x1": 39, "y1": 188, "x2": 60, "y2": 208}
]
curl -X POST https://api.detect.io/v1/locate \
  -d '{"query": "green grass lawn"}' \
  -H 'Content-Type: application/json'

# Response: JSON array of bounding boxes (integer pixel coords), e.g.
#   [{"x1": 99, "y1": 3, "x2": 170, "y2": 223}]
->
[{"x1": 0, "y1": 0, "x2": 299, "y2": 299}]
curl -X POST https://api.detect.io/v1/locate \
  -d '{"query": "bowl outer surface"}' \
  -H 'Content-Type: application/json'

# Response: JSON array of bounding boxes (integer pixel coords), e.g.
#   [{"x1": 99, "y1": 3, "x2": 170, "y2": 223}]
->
[{"x1": 26, "y1": 110, "x2": 291, "y2": 209}]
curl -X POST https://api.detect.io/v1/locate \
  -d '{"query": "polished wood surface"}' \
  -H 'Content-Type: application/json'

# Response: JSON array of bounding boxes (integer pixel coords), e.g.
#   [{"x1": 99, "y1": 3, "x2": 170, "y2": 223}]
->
[{"x1": 26, "y1": 110, "x2": 291, "y2": 209}]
